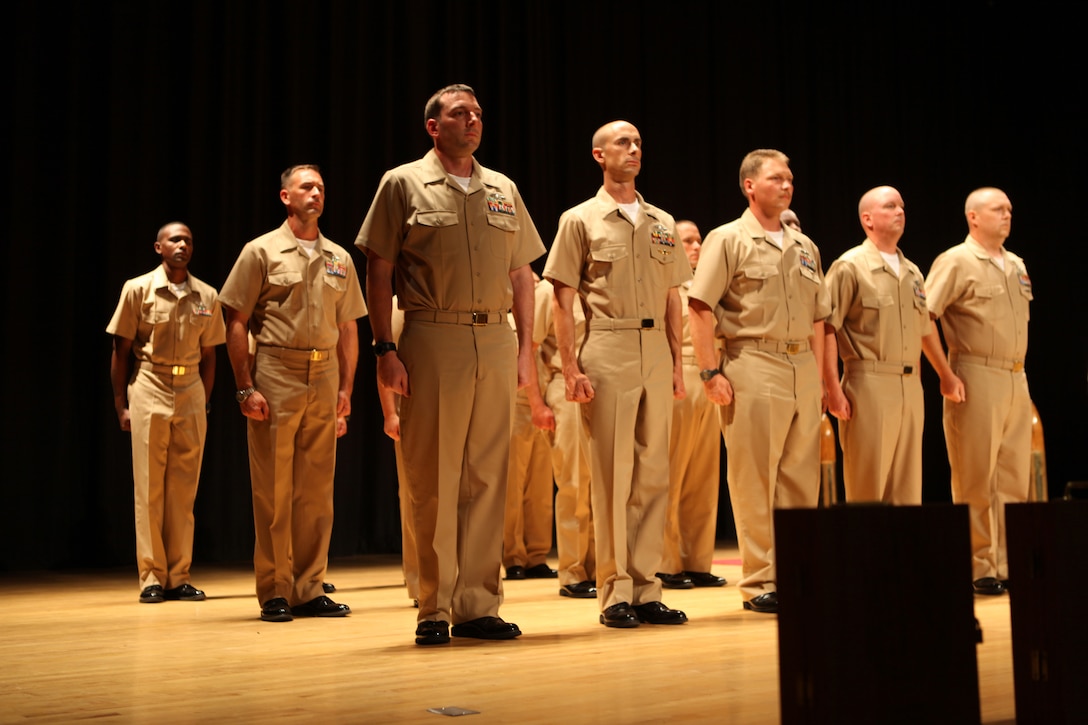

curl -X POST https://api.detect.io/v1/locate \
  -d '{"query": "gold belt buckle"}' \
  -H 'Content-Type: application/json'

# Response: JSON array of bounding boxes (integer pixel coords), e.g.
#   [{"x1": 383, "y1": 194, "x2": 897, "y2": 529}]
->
[
  {"x1": 785, "y1": 342, "x2": 801, "y2": 355},
  {"x1": 171, "y1": 365, "x2": 186, "y2": 375},
  {"x1": 471, "y1": 312, "x2": 490, "y2": 326},
  {"x1": 1012, "y1": 360, "x2": 1024, "y2": 372},
  {"x1": 310, "y1": 349, "x2": 322, "y2": 361}
]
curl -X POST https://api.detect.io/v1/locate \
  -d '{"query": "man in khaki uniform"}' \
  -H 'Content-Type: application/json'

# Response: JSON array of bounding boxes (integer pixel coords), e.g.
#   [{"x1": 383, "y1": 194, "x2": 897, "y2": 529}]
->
[
  {"x1": 357, "y1": 84, "x2": 544, "y2": 645},
  {"x1": 221, "y1": 164, "x2": 367, "y2": 622},
  {"x1": 536, "y1": 277, "x2": 597, "y2": 599},
  {"x1": 822, "y1": 186, "x2": 935, "y2": 504},
  {"x1": 108, "y1": 222, "x2": 225, "y2": 604},
  {"x1": 502, "y1": 288, "x2": 558, "y2": 581},
  {"x1": 922, "y1": 187, "x2": 1031, "y2": 597},
  {"x1": 689, "y1": 149, "x2": 830, "y2": 614},
  {"x1": 544, "y1": 120, "x2": 691, "y2": 629},
  {"x1": 659, "y1": 220, "x2": 726, "y2": 590}
]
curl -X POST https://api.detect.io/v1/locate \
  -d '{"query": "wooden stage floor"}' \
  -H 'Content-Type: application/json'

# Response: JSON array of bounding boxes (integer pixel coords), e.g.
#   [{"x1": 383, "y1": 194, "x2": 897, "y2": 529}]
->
[{"x1": 0, "y1": 545, "x2": 1016, "y2": 724}]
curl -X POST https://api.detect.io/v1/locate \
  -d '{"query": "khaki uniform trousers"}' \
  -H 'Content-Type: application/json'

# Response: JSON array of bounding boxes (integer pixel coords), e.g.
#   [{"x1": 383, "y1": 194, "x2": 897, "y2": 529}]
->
[
  {"x1": 721, "y1": 348, "x2": 821, "y2": 602},
  {"x1": 399, "y1": 320, "x2": 516, "y2": 624},
  {"x1": 944, "y1": 359, "x2": 1031, "y2": 581},
  {"x1": 546, "y1": 371, "x2": 595, "y2": 587},
  {"x1": 394, "y1": 437, "x2": 419, "y2": 601},
  {"x1": 839, "y1": 367, "x2": 924, "y2": 504},
  {"x1": 249, "y1": 348, "x2": 338, "y2": 606},
  {"x1": 503, "y1": 400, "x2": 555, "y2": 569},
  {"x1": 581, "y1": 328, "x2": 672, "y2": 610},
  {"x1": 128, "y1": 367, "x2": 207, "y2": 589},
  {"x1": 661, "y1": 363, "x2": 721, "y2": 574}
]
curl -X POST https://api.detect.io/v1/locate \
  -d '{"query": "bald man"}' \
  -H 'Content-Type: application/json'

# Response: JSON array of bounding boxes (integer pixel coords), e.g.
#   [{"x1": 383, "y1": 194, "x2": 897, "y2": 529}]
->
[
  {"x1": 822, "y1": 187, "x2": 937, "y2": 504},
  {"x1": 780, "y1": 209, "x2": 802, "y2": 233},
  {"x1": 922, "y1": 187, "x2": 1032, "y2": 597},
  {"x1": 544, "y1": 120, "x2": 691, "y2": 628}
]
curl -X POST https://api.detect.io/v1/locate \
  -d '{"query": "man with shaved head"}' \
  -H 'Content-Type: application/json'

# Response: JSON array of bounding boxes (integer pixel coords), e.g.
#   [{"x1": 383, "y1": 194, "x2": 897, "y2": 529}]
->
[
  {"x1": 922, "y1": 187, "x2": 1031, "y2": 597},
  {"x1": 107, "y1": 222, "x2": 225, "y2": 604},
  {"x1": 822, "y1": 186, "x2": 938, "y2": 504},
  {"x1": 544, "y1": 120, "x2": 691, "y2": 628}
]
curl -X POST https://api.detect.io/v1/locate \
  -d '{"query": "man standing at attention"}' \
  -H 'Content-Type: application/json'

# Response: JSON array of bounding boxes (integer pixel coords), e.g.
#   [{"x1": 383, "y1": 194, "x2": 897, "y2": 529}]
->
[
  {"x1": 922, "y1": 187, "x2": 1032, "y2": 597},
  {"x1": 688, "y1": 149, "x2": 830, "y2": 614},
  {"x1": 357, "y1": 84, "x2": 544, "y2": 645},
  {"x1": 108, "y1": 222, "x2": 225, "y2": 604},
  {"x1": 220, "y1": 164, "x2": 367, "y2": 622},
  {"x1": 822, "y1": 186, "x2": 934, "y2": 504},
  {"x1": 544, "y1": 120, "x2": 691, "y2": 629},
  {"x1": 659, "y1": 220, "x2": 726, "y2": 591}
]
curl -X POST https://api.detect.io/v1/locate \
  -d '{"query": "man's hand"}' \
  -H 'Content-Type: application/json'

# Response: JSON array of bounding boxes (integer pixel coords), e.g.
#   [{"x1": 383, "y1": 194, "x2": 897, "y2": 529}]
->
[
  {"x1": 240, "y1": 390, "x2": 270, "y2": 420},
  {"x1": 565, "y1": 372, "x2": 595, "y2": 403},
  {"x1": 117, "y1": 407, "x2": 131, "y2": 432},
  {"x1": 940, "y1": 372, "x2": 966, "y2": 403},
  {"x1": 377, "y1": 353, "x2": 410, "y2": 397},
  {"x1": 704, "y1": 374, "x2": 734, "y2": 406},
  {"x1": 826, "y1": 385, "x2": 852, "y2": 420}
]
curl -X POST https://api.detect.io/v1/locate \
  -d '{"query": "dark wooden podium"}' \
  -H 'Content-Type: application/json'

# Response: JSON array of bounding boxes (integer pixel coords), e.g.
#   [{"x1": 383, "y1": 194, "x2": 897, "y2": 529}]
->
[
  {"x1": 775, "y1": 504, "x2": 980, "y2": 724},
  {"x1": 1006, "y1": 500, "x2": 1088, "y2": 724}
]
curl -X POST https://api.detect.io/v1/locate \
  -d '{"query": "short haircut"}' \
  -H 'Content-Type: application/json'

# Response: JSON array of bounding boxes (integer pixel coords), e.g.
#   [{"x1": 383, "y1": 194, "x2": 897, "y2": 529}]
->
[
  {"x1": 281, "y1": 164, "x2": 321, "y2": 190},
  {"x1": 424, "y1": 83, "x2": 477, "y2": 124},
  {"x1": 964, "y1": 186, "x2": 1005, "y2": 214},
  {"x1": 739, "y1": 149, "x2": 789, "y2": 195}
]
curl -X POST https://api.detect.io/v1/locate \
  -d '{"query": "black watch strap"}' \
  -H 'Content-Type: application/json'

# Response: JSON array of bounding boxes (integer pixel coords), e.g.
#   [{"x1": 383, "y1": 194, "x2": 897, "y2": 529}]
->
[
  {"x1": 373, "y1": 341, "x2": 397, "y2": 357},
  {"x1": 699, "y1": 369, "x2": 722, "y2": 382}
]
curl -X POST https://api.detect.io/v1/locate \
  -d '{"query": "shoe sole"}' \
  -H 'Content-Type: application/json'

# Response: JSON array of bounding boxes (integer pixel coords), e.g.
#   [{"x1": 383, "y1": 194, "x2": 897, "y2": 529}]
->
[
  {"x1": 742, "y1": 603, "x2": 777, "y2": 614},
  {"x1": 139, "y1": 598, "x2": 164, "y2": 604},
  {"x1": 450, "y1": 628, "x2": 522, "y2": 640},
  {"x1": 415, "y1": 635, "x2": 451, "y2": 645},
  {"x1": 164, "y1": 595, "x2": 206, "y2": 601},
  {"x1": 260, "y1": 613, "x2": 293, "y2": 622},
  {"x1": 559, "y1": 588, "x2": 597, "y2": 599}
]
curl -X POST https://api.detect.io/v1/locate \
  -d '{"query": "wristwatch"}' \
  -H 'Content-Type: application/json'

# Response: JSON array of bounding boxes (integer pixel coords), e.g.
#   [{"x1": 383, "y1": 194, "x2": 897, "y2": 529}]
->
[
  {"x1": 699, "y1": 369, "x2": 722, "y2": 382},
  {"x1": 373, "y1": 341, "x2": 397, "y2": 357},
  {"x1": 235, "y1": 386, "x2": 256, "y2": 403}
]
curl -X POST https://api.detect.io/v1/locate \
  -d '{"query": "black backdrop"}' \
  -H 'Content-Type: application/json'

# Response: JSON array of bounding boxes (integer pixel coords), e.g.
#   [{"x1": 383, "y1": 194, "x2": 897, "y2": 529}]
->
[{"x1": 5, "y1": 1, "x2": 1085, "y2": 572}]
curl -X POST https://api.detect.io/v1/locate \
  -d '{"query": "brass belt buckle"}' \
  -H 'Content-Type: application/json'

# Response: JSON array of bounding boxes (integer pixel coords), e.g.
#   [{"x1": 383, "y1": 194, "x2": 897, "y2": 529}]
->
[
  {"x1": 310, "y1": 349, "x2": 322, "y2": 361},
  {"x1": 786, "y1": 342, "x2": 801, "y2": 355},
  {"x1": 171, "y1": 365, "x2": 186, "y2": 375},
  {"x1": 471, "y1": 312, "x2": 489, "y2": 326},
  {"x1": 1012, "y1": 361, "x2": 1024, "y2": 372}
]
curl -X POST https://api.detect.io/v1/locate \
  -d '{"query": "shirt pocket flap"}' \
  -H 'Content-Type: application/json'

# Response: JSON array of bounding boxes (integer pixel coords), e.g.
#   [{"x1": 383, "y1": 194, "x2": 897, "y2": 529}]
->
[
  {"x1": 862, "y1": 295, "x2": 894, "y2": 309},
  {"x1": 590, "y1": 245, "x2": 629, "y2": 263},
  {"x1": 486, "y1": 213, "x2": 520, "y2": 232},
  {"x1": 268, "y1": 270, "x2": 303, "y2": 287},
  {"x1": 742, "y1": 264, "x2": 779, "y2": 281},
  {"x1": 416, "y1": 210, "x2": 459, "y2": 228}
]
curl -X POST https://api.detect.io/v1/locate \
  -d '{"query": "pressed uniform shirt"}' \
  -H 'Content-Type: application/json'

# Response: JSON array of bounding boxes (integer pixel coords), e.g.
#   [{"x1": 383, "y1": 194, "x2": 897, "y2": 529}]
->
[
  {"x1": 925, "y1": 235, "x2": 1031, "y2": 360},
  {"x1": 543, "y1": 187, "x2": 691, "y2": 320},
  {"x1": 219, "y1": 221, "x2": 367, "y2": 349},
  {"x1": 689, "y1": 208, "x2": 830, "y2": 340},
  {"x1": 355, "y1": 149, "x2": 545, "y2": 311},
  {"x1": 107, "y1": 265, "x2": 226, "y2": 364},
  {"x1": 825, "y1": 238, "x2": 932, "y2": 363}
]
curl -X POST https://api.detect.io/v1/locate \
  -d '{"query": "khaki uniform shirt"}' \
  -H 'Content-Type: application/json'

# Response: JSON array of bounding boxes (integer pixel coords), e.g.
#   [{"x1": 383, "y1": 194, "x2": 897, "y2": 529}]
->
[
  {"x1": 219, "y1": 221, "x2": 367, "y2": 348},
  {"x1": 106, "y1": 265, "x2": 226, "y2": 362},
  {"x1": 688, "y1": 208, "x2": 830, "y2": 340},
  {"x1": 825, "y1": 238, "x2": 932, "y2": 363},
  {"x1": 355, "y1": 149, "x2": 545, "y2": 310},
  {"x1": 542, "y1": 187, "x2": 692, "y2": 317},
  {"x1": 924, "y1": 235, "x2": 1031, "y2": 359}
]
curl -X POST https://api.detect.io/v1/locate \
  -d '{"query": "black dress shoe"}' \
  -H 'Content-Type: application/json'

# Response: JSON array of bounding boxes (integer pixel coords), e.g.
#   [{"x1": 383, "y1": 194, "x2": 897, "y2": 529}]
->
[
  {"x1": 600, "y1": 602, "x2": 640, "y2": 628},
  {"x1": 292, "y1": 595, "x2": 351, "y2": 617},
  {"x1": 743, "y1": 592, "x2": 778, "y2": 613},
  {"x1": 261, "y1": 597, "x2": 293, "y2": 622},
  {"x1": 559, "y1": 580, "x2": 597, "y2": 598},
  {"x1": 524, "y1": 563, "x2": 558, "y2": 579},
  {"x1": 657, "y1": 572, "x2": 695, "y2": 589},
  {"x1": 973, "y1": 577, "x2": 1007, "y2": 596},
  {"x1": 504, "y1": 565, "x2": 526, "y2": 580},
  {"x1": 415, "y1": 620, "x2": 450, "y2": 645},
  {"x1": 451, "y1": 616, "x2": 522, "y2": 640},
  {"x1": 633, "y1": 601, "x2": 688, "y2": 624},
  {"x1": 139, "y1": 585, "x2": 164, "y2": 604},
  {"x1": 163, "y1": 583, "x2": 206, "y2": 601},
  {"x1": 322, "y1": 582, "x2": 336, "y2": 594},
  {"x1": 683, "y1": 571, "x2": 727, "y2": 587}
]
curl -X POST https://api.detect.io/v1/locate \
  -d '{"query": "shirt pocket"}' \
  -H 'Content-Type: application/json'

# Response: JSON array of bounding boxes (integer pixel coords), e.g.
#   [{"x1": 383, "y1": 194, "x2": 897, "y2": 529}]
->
[
  {"x1": 587, "y1": 243, "x2": 629, "y2": 287},
  {"x1": 485, "y1": 212, "x2": 519, "y2": 262},
  {"x1": 735, "y1": 263, "x2": 779, "y2": 295},
  {"x1": 411, "y1": 209, "x2": 459, "y2": 260},
  {"x1": 266, "y1": 268, "x2": 304, "y2": 309}
]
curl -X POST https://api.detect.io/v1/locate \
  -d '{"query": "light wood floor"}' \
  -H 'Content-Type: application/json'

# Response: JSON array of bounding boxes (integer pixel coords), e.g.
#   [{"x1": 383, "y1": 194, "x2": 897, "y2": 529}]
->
[{"x1": 0, "y1": 546, "x2": 1016, "y2": 724}]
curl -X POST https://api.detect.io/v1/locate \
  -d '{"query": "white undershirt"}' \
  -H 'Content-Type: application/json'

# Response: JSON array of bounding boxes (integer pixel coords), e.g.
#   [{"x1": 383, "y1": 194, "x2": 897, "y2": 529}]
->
[
  {"x1": 880, "y1": 251, "x2": 901, "y2": 277},
  {"x1": 450, "y1": 174, "x2": 471, "y2": 192},
  {"x1": 619, "y1": 200, "x2": 640, "y2": 220},
  {"x1": 993, "y1": 255, "x2": 1006, "y2": 271},
  {"x1": 766, "y1": 230, "x2": 784, "y2": 249},
  {"x1": 168, "y1": 280, "x2": 190, "y2": 299},
  {"x1": 297, "y1": 237, "x2": 317, "y2": 258}
]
